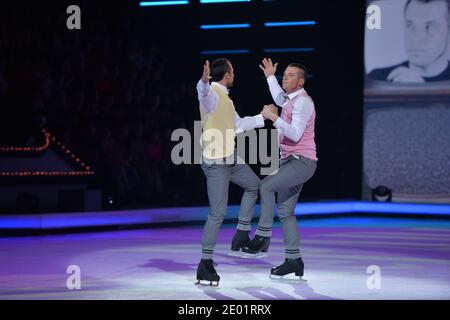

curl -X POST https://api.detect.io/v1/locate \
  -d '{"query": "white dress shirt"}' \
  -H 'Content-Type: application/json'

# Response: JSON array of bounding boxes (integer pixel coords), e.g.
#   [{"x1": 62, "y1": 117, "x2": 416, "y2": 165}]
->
[
  {"x1": 196, "y1": 80, "x2": 265, "y2": 134},
  {"x1": 266, "y1": 75, "x2": 314, "y2": 143}
]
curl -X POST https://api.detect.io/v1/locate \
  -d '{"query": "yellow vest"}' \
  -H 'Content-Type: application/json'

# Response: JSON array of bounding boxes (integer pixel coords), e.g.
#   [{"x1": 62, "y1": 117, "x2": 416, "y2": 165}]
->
[{"x1": 200, "y1": 85, "x2": 236, "y2": 159}]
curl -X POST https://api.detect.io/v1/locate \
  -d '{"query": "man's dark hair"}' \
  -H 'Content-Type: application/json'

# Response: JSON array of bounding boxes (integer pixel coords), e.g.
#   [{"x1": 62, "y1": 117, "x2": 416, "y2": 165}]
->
[
  {"x1": 211, "y1": 58, "x2": 232, "y2": 82},
  {"x1": 288, "y1": 63, "x2": 308, "y2": 81},
  {"x1": 404, "y1": 0, "x2": 450, "y2": 18}
]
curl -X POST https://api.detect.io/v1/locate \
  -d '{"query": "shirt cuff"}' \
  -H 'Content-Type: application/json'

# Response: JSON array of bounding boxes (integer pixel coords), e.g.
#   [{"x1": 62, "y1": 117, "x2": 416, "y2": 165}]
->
[
  {"x1": 197, "y1": 79, "x2": 209, "y2": 94},
  {"x1": 273, "y1": 117, "x2": 284, "y2": 129},
  {"x1": 254, "y1": 114, "x2": 265, "y2": 127},
  {"x1": 267, "y1": 75, "x2": 278, "y2": 83}
]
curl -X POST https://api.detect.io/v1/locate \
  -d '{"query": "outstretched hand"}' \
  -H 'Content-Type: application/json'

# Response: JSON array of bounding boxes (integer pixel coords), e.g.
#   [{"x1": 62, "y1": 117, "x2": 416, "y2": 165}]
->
[
  {"x1": 259, "y1": 58, "x2": 278, "y2": 78},
  {"x1": 201, "y1": 60, "x2": 211, "y2": 83}
]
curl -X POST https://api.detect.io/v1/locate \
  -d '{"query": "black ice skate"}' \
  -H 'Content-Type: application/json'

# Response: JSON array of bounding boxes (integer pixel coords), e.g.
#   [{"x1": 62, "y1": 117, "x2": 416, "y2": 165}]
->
[
  {"x1": 241, "y1": 235, "x2": 270, "y2": 258},
  {"x1": 229, "y1": 230, "x2": 250, "y2": 257},
  {"x1": 195, "y1": 259, "x2": 220, "y2": 286},
  {"x1": 270, "y1": 258, "x2": 304, "y2": 281}
]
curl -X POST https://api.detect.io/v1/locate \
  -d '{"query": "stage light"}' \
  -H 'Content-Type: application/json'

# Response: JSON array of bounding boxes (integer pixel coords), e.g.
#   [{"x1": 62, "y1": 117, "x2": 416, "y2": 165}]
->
[
  {"x1": 263, "y1": 48, "x2": 315, "y2": 53},
  {"x1": 200, "y1": 24, "x2": 251, "y2": 29},
  {"x1": 264, "y1": 21, "x2": 317, "y2": 27},
  {"x1": 139, "y1": 1, "x2": 189, "y2": 6},
  {"x1": 201, "y1": 49, "x2": 250, "y2": 55},
  {"x1": 372, "y1": 186, "x2": 392, "y2": 202},
  {"x1": 200, "y1": 0, "x2": 250, "y2": 3}
]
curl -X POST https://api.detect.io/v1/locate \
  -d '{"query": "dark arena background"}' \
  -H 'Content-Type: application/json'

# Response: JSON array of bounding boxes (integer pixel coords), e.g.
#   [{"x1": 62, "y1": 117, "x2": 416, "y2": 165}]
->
[{"x1": 0, "y1": 0, "x2": 449, "y2": 306}]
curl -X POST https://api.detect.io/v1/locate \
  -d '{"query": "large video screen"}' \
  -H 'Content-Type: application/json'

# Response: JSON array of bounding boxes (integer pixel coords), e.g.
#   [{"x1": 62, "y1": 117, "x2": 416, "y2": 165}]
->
[{"x1": 363, "y1": 0, "x2": 450, "y2": 203}]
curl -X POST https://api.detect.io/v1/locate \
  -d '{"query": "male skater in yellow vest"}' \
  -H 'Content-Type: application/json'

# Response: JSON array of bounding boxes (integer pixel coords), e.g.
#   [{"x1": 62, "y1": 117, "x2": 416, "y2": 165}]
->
[{"x1": 195, "y1": 58, "x2": 266, "y2": 286}]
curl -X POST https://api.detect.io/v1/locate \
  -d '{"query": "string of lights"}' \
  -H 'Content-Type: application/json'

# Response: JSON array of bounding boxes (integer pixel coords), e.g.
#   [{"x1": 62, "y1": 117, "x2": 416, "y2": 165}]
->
[{"x1": 0, "y1": 129, "x2": 94, "y2": 177}]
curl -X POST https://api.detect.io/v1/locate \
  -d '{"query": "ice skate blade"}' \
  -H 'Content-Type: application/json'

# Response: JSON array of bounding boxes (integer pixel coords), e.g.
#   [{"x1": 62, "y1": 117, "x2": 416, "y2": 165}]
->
[
  {"x1": 228, "y1": 250, "x2": 243, "y2": 257},
  {"x1": 269, "y1": 273, "x2": 306, "y2": 281},
  {"x1": 195, "y1": 279, "x2": 219, "y2": 287},
  {"x1": 241, "y1": 252, "x2": 268, "y2": 259}
]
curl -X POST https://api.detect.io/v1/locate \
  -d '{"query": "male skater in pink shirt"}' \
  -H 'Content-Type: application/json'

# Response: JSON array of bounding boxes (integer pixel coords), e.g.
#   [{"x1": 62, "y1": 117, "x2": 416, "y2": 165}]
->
[{"x1": 242, "y1": 58, "x2": 318, "y2": 280}]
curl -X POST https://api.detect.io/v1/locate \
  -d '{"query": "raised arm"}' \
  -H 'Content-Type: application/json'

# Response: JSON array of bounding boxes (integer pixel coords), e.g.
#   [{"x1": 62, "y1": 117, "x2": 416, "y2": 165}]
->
[
  {"x1": 196, "y1": 60, "x2": 219, "y2": 113},
  {"x1": 259, "y1": 58, "x2": 286, "y2": 107}
]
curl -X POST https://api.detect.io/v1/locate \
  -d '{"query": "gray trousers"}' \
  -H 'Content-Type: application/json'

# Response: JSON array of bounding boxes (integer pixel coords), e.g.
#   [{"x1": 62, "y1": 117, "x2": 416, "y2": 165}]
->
[
  {"x1": 255, "y1": 155, "x2": 317, "y2": 259},
  {"x1": 201, "y1": 153, "x2": 261, "y2": 259}
]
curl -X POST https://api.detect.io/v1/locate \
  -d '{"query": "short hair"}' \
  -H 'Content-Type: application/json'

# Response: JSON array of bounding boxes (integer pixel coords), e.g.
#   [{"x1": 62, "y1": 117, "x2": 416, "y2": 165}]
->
[
  {"x1": 210, "y1": 58, "x2": 232, "y2": 82},
  {"x1": 404, "y1": 0, "x2": 450, "y2": 18},
  {"x1": 288, "y1": 63, "x2": 308, "y2": 81}
]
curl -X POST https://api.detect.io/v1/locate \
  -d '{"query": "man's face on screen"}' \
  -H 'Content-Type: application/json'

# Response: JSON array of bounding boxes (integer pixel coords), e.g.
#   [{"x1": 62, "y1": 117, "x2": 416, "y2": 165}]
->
[
  {"x1": 404, "y1": 0, "x2": 450, "y2": 67},
  {"x1": 282, "y1": 67, "x2": 304, "y2": 93}
]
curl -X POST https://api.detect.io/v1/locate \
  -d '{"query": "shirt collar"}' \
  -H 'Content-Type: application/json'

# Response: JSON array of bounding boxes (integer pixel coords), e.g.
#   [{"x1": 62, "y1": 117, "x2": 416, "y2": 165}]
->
[
  {"x1": 211, "y1": 82, "x2": 229, "y2": 95},
  {"x1": 285, "y1": 87, "x2": 305, "y2": 100}
]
